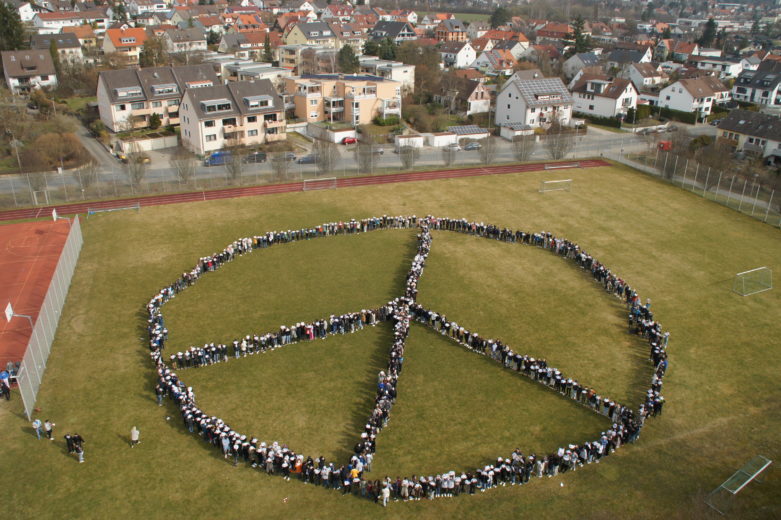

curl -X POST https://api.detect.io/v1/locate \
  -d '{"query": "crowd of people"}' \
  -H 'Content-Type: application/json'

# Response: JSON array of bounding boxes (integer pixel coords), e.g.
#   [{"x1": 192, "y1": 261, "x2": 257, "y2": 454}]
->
[{"x1": 144, "y1": 215, "x2": 669, "y2": 504}]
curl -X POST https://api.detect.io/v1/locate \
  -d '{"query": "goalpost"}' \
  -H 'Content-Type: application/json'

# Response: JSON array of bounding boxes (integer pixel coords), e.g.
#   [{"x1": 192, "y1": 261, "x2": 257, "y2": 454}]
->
[
  {"x1": 732, "y1": 267, "x2": 773, "y2": 296},
  {"x1": 302, "y1": 177, "x2": 337, "y2": 191},
  {"x1": 539, "y1": 179, "x2": 573, "y2": 193}
]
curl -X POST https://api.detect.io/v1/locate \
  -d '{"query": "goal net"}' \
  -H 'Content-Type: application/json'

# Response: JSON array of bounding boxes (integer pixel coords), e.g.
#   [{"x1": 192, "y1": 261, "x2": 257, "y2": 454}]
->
[
  {"x1": 732, "y1": 267, "x2": 773, "y2": 296},
  {"x1": 302, "y1": 177, "x2": 337, "y2": 191},
  {"x1": 539, "y1": 179, "x2": 572, "y2": 193}
]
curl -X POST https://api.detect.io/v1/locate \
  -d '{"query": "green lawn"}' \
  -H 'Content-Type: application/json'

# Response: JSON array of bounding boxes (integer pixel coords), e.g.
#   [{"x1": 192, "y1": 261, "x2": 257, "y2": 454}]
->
[{"x1": 0, "y1": 164, "x2": 779, "y2": 519}]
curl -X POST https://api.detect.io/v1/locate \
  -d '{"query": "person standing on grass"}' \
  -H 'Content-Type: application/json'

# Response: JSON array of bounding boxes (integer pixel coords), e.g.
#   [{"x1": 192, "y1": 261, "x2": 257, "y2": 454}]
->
[
  {"x1": 32, "y1": 418, "x2": 42, "y2": 440},
  {"x1": 130, "y1": 426, "x2": 140, "y2": 447},
  {"x1": 44, "y1": 419, "x2": 55, "y2": 441},
  {"x1": 0, "y1": 378, "x2": 10, "y2": 400},
  {"x1": 75, "y1": 441, "x2": 84, "y2": 463},
  {"x1": 381, "y1": 484, "x2": 390, "y2": 507},
  {"x1": 64, "y1": 434, "x2": 74, "y2": 454}
]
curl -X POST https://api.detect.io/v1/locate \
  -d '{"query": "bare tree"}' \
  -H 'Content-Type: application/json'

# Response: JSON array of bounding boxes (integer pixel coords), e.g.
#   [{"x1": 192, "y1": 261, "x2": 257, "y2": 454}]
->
[
  {"x1": 355, "y1": 142, "x2": 377, "y2": 173},
  {"x1": 442, "y1": 146, "x2": 457, "y2": 167},
  {"x1": 269, "y1": 152, "x2": 290, "y2": 181},
  {"x1": 124, "y1": 142, "x2": 148, "y2": 189},
  {"x1": 169, "y1": 147, "x2": 197, "y2": 184},
  {"x1": 399, "y1": 145, "x2": 419, "y2": 170},
  {"x1": 224, "y1": 136, "x2": 247, "y2": 184},
  {"x1": 513, "y1": 134, "x2": 536, "y2": 162},
  {"x1": 313, "y1": 139, "x2": 340, "y2": 176},
  {"x1": 73, "y1": 160, "x2": 99, "y2": 195},
  {"x1": 544, "y1": 123, "x2": 574, "y2": 160},
  {"x1": 479, "y1": 137, "x2": 497, "y2": 165}
]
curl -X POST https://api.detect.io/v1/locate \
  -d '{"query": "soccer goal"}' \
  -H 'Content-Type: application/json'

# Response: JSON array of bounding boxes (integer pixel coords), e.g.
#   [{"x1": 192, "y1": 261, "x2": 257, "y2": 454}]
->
[
  {"x1": 302, "y1": 177, "x2": 337, "y2": 191},
  {"x1": 732, "y1": 267, "x2": 773, "y2": 296},
  {"x1": 539, "y1": 179, "x2": 573, "y2": 193}
]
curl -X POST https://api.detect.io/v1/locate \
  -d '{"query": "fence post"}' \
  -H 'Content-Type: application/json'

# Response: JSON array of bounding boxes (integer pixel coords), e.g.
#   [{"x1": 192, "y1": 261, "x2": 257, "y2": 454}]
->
[
  {"x1": 654, "y1": 147, "x2": 659, "y2": 169},
  {"x1": 663, "y1": 152, "x2": 669, "y2": 178},
  {"x1": 727, "y1": 176, "x2": 736, "y2": 207},
  {"x1": 750, "y1": 182, "x2": 760, "y2": 216},
  {"x1": 678, "y1": 156, "x2": 685, "y2": 188},
  {"x1": 715, "y1": 171, "x2": 722, "y2": 203},
  {"x1": 7, "y1": 175, "x2": 17, "y2": 207},
  {"x1": 703, "y1": 168, "x2": 710, "y2": 197},
  {"x1": 765, "y1": 190, "x2": 775, "y2": 222},
  {"x1": 738, "y1": 178, "x2": 748, "y2": 212},
  {"x1": 692, "y1": 163, "x2": 699, "y2": 191}
]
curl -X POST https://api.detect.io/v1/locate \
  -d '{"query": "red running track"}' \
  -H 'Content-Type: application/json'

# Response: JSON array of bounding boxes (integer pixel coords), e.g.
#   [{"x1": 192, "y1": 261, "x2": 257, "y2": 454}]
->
[{"x1": 0, "y1": 160, "x2": 610, "y2": 221}]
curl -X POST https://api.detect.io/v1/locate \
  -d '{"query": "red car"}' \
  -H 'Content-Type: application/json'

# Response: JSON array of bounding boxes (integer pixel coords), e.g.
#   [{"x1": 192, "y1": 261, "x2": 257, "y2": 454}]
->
[{"x1": 341, "y1": 137, "x2": 357, "y2": 145}]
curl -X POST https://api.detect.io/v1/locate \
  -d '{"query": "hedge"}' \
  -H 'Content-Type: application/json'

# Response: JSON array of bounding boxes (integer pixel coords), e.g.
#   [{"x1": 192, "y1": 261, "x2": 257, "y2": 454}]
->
[
  {"x1": 655, "y1": 106, "x2": 697, "y2": 124},
  {"x1": 573, "y1": 112, "x2": 622, "y2": 128}
]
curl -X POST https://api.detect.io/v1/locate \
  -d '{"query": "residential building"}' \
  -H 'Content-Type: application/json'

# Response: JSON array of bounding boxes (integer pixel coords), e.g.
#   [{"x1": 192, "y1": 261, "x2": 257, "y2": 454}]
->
[
  {"x1": 686, "y1": 55, "x2": 743, "y2": 79},
  {"x1": 495, "y1": 76, "x2": 573, "y2": 128},
  {"x1": 327, "y1": 22, "x2": 367, "y2": 54},
  {"x1": 62, "y1": 25, "x2": 98, "y2": 50},
  {"x1": 1, "y1": 50, "x2": 57, "y2": 95},
  {"x1": 605, "y1": 48, "x2": 652, "y2": 70},
  {"x1": 179, "y1": 79, "x2": 286, "y2": 155},
  {"x1": 471, "y1": 49, "x2": 517, "y2": 76},
  {"x1": 562, "y1": 52, "x2": 600, "y2": 80},
  {"x1": 491, "y1": 39, "x2": 530, "y2": 60},
  {"x1": 127, "y1": 0, "x2": 169, "y2": 16},
  {"x1": 535, "y1": 22, "x2": 574, "y2": 43},
  {"x1": 358, "y1": 56, "x2": 415, "y2": 92},
  {"x1": 320, "y1": 4, "x2": 353, "y2": 22},
  {"x1": 102, "y1": 27, "x2": 149, "y2": 66},
  {"x1": 283, "y1": 74, "x2": 402, "y2": 125},
  {"x1": 658, "y1": 77, "x2": 729, "y2": 120},
  {"x1": 369, "y1": 21, "x2": 416, "y2": 44},
  {"x1": 224, "y1": 62, "x2": 293, "y2": 89},
  {"x1": 439, "y1": 41, "x2": 476, "y2": 69},
  {"x1": 716, "y1": 109, "x2": 781, "y2": 163},
  {"x1": 621, "y1": 62, "x2": 668, "y2": 92},
  {"x1": 33, "y1": 9, "x2": 109, "y2": 35},
  {"x1": 30, "y1": 33, "x2": 85, "y2": 64},
  {"x1": 218, "y1": 32, "x2": 268, "y2": 60},
  {"x1": 467, "y1": 21, "x2": 490, "y2": 40},
  {"x1": 732, "y1": 60, "x2": 781, "y2": 106},
  {"x1": 570, "y1": 74, "x2": 637, "y2": 118},
  {"x1": 9, "y1": 0, "x2": 46, "y2": 23},
  {"x1": 163, "y1": 28, "x2": 208, "y2": 55},
  {"x1": 435, "y1": 19, "x2": 467, "y2": 42},
  {"x1": 96, "y1": 64, "x2": 219, "y2": 132},
  {"x1": 434, "y1": 76, "x2": 490, "y2": 116},
  {"x1": 284, "y1": 21, "x2": 338, "y2": 47}
]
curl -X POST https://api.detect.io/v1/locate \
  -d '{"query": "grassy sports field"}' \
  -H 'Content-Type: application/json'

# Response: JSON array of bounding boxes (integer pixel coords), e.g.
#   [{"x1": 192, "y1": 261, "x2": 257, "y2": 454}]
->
[{"x1": 0, "y1": 163, "x2": 779, "y2": 519}]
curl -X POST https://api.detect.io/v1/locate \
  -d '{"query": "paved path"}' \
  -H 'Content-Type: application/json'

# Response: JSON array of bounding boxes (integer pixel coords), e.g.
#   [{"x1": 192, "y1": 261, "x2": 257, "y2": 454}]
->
[{"x1": 0, "y1": 159, "x2": 610, "y2": 221}]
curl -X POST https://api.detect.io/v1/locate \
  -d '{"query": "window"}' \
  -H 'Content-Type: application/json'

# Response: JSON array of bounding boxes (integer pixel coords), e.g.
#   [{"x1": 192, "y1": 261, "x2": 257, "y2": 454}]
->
[
  {"x1": 116, "y1": 104, "x2": 126, "y2": 111},
  {"x1": 310, "y1": 99, "x2": 318, "y2": 106},
  {"x1": 588, "y1": 104, "x2": 594, "y2": 110},
  {"x1": 152, "y1": 84, "x2": 177, "y2": 95},
  {"x1": 131, "y1": 102, "x2": 144, "y2": 110},
  {"x1": 152, "y1": 101, "x2": 162, "y2": 108},
  {"x1": 507, "y1": 104, "x2": 510, "y2": 109},
  {"x1": 203, "y1": 100, "x2": 230, "y2": 112},
  {"x1": 205, "y1": 120, "x2": 215, "y2": 127},
  {"x1": 168, "y1": 99, "x2": 180, "y2": 106},
  {"x1": 40, "y1": 75, "x2": 49, "y2": 81},
  {"x1": 205, "y1": 135, "x2": 217, "y2": 142},
  {"x1": 665, "y1": 95, "x2": 671, "y2": 100},
  {"x1": 247, "y1": 116, "x2": 257, "y2": 123},
  {"x1": 248, "y1": 129, "x2": 258, "y2": 136}
]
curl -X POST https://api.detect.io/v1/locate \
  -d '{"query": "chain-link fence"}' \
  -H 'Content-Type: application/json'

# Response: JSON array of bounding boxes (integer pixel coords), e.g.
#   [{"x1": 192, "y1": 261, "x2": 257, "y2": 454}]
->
[
  {"x1": 16, "y1": 216, "x2": 83, "y2": 420},
  {"x1": 609, "y1": 149, "x2": 781, "y2": 228}
]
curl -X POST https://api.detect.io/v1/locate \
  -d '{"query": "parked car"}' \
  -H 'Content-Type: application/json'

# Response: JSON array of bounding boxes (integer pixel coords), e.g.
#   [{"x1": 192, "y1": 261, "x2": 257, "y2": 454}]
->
[
  {"x1": 372, "y1": 147, "x2": 384, "y2": 155},
  {"x1": 709, "y1": 119, "x2": 722, "y2": 127},
  {"x1": 666, "y1": 125, "x2": 679, "y2": 133},
  {"x1": 445, "y1": 143, "x2": 460, "y2": 151},
  {"x1": 203, "y1": 150, "x2": 233, "y2": 167},
  {"x1": 243, "y1": 151, "x2": 267, "y2": 163},
  {"x1": 296, "y1": 154, "x2": 319, "y2": 164},
  {"x1": 282, "y1": 152, "x2": 296, "y2": 161},
  {"x1": 341, "y1": 136, "x2": 357, "y2": 145},
  {"x1": 463, "y1": 141, "x2": 482, "y2": 151},
  {"x1": 117, "y1": 152, "x2": 150, "y2": 164},
  {"x1": 658, "y1": 140, "x2": 673, "y2": 151}
]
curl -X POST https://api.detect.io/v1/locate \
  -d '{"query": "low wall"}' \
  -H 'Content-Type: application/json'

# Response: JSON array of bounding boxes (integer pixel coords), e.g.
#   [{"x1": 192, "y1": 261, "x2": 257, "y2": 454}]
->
[{"x1": 117, "y1": 135, "x2": 178, "y2": 153}]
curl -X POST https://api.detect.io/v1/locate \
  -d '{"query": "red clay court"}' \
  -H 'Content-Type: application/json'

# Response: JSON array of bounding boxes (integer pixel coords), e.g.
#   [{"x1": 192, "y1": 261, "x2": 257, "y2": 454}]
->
[{"x1": 0, "y1": 220, "x2": 70, "y2": 367}]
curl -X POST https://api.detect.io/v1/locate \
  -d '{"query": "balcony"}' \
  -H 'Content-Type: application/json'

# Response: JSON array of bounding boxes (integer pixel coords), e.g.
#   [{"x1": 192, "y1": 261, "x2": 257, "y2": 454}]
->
[
  {"x1": 264, "y1": 119, "x2": 286, "y2": 129},
  {"x1": 223, "y1": 124, "x2": 246, "y2": 134},
  {"x1": 131, "y1": 107, "x2": 153, "y2": 116}
]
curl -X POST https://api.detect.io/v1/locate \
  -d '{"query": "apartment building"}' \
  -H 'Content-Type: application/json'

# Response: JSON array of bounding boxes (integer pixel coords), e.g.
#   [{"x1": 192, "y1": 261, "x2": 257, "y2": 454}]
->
[
  {"x1": 283, "y1": 74, "x2": 401, "y2": 125},
  {"x1": 1, "y1": 50, "x2": 58, "y2": 95},
  {"x1": 179, "y1": 79, "x2": 286, "y2": 155},
  {"x1": 97, "y1": 64, "x2": 219, "y2": 132},
  {"x1": 358, "y1": 56, "x2": 415, "y2": 92}
]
